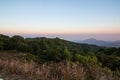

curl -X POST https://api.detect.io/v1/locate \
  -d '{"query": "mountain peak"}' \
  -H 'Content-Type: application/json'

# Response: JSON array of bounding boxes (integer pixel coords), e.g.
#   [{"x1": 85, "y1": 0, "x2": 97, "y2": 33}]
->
[{"x1": 79, "y1": 38, "x2": 120, "y2": 48}]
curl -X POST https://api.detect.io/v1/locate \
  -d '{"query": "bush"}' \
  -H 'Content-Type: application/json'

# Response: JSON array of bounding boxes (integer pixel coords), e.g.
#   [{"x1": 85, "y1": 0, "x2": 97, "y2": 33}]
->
[{"x1": 24, "y1": 53, "x2": 37, "y2": 61}]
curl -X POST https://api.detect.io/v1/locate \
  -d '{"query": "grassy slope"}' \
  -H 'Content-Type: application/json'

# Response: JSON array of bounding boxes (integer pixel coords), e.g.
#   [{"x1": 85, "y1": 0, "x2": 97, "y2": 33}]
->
[{"x1": 0, "y1": 53, "x2": 117, "y2": 80}]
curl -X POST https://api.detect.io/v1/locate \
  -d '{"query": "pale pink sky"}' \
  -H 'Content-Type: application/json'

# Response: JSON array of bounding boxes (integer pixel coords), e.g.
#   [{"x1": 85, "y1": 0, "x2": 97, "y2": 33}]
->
[{"x1": 0, "y1": 0, "x2": 120, "y2": 41}]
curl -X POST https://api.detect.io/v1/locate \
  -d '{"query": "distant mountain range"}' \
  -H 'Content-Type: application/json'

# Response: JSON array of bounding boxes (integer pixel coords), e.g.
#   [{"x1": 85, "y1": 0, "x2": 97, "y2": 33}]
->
[{"x1": 77, "y1": 38, "x2": 120, "y2": 48}]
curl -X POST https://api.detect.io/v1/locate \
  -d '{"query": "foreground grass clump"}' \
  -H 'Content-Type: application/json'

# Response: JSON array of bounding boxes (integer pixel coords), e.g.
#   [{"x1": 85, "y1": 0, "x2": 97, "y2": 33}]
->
[
  {"x1": 0, "y1": 60, "x2": 85, "y2": 79},
  {"x1": 0, "y1": 53, "x2": 86, "y2": 80},
  {"x1": 0, "y1": 53, "x2": 119, "y2": 80}
]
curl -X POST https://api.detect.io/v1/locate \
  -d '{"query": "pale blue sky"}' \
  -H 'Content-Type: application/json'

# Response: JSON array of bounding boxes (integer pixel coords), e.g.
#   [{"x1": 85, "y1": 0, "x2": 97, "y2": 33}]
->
[{"x1": 0, "y1": 0, "x2": 120, "y2": 40}]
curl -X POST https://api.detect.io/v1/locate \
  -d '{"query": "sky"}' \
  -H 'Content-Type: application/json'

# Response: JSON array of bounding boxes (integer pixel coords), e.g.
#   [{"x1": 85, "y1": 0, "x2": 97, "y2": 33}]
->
[{"x1": 0, "y1": 0, "x2": 120, "y2": 41}]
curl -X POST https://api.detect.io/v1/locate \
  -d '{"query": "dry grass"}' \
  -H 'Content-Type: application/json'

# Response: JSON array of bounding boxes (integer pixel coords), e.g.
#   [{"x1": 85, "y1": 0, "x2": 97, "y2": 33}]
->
[
  {"x1": 0, "y1": 53, "x2": 118, "y2": 80},
  {"x1": 0, "y1": 60, "x2": 86, "y2": 80},
  {"x1": 0, "y1": 53, "x2": 86, "y2": 80}
]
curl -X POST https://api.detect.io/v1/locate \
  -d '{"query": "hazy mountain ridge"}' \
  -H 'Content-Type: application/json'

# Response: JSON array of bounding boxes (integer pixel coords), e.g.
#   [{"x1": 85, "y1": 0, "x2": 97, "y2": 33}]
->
[{"x1": 77, "y1": 38, "x2": 120, "y2": 48}]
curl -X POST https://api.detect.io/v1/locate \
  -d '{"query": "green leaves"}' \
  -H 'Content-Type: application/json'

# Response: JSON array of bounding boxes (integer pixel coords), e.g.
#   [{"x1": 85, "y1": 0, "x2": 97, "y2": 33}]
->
[{"x1": 0, "y1": 34, "x2": 120, "y2": 76}]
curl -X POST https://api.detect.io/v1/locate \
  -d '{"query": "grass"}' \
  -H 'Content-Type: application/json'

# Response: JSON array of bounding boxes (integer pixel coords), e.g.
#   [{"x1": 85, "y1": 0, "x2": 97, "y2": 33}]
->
[
  {"x1": 0, "y1": 53, "x2": 119, "y2": 80},
  {"x1": 0, "y1": 59, "x2": 86, "y2": 80},
  {"x1": 0, "y1": 53, "x2": 86, "y2": 80}
]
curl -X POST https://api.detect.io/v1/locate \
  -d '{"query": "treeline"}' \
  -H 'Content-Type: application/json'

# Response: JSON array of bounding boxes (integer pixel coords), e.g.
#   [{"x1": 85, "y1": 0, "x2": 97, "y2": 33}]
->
[
  {"x1": 0, "y1": 34, "x2": 120, "y2": 75},
  {"x1": 0, "y1": 34, "x2": 100, "y2": 61}
]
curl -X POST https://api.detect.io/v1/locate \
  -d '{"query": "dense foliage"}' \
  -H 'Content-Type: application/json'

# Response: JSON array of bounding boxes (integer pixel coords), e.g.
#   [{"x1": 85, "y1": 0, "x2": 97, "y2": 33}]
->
[
  {"x1": 0, "y1": 34, "x2": 120, "y2": 79},
  {"x1": 0, "y1": 34, "x2": 100, "y2": 61}
]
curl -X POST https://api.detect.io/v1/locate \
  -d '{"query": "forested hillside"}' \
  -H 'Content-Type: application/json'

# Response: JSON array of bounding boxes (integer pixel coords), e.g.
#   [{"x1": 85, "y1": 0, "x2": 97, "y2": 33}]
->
[
  {"x1": 0, "y1": 34, "x2": 120, "y2": 80},
  {"x1": 0, "y1": 34, "x2": 100, "y2": 61}
]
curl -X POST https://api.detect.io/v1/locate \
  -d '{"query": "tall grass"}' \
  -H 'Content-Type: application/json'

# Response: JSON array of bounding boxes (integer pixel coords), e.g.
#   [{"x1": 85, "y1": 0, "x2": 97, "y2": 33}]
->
[
  {"x1": 0, "y1": 59, "x2": 86, "y2": 80},
  {"x1": 0, "y1": 53, "x2": 86, "y2": 80},
  {"x1": 0, "y1": 53, "x2": 118, "y2": 80}
]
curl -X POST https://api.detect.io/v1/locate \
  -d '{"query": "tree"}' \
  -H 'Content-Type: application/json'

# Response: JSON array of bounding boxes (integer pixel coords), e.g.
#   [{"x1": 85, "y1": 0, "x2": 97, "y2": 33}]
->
[
  {"x1": 10, "y1": 35, "x2": 28, "y2": 52},
  {"x1": 0, "y1": 34, "x2": 10, "y2": 50},
  {"x1": 62, "y1": 47, "x2": 72, "y2": 61}
]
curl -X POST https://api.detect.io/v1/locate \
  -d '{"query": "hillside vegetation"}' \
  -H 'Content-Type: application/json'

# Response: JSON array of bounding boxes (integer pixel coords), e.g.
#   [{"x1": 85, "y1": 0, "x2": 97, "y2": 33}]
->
[{"x1": 0, "y1": 34, "x2": 120, "y2": 80}]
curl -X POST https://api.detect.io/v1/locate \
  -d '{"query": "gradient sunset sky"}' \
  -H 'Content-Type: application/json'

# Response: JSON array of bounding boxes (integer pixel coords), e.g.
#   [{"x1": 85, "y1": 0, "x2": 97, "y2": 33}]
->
[{"x1": 0, "y1": 0, "x2": 120, "y2": 41}]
